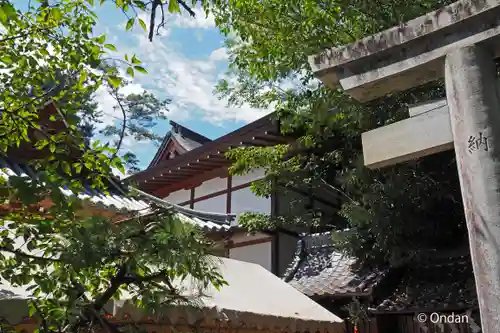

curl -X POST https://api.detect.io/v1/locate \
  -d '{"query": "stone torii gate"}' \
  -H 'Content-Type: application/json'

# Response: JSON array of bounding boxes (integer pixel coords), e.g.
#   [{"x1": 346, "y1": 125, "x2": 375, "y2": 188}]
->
[{"x1": 308, "y1": 0, "x2": 500, "y2": 332}]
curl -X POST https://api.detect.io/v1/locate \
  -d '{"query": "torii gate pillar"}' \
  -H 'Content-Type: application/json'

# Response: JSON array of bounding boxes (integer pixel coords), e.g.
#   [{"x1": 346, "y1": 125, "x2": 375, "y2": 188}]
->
[{"x1": 309, "y1": 1, "x2": 500, "y2": 331}]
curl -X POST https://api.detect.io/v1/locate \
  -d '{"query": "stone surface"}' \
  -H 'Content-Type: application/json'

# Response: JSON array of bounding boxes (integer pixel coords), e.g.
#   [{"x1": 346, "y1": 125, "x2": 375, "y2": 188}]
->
[
  {"x1": 445, "y1": 44, "x2": 500, "y2": 333},
  {"x1": 311, "y1": 2, "x2": 500, "y2": 331},
  {"x1": 408, "y1": 98, "x2": 448, "y2": 117},
  {"x1": 308, "y1": 0, "x2": 500, "y2": 102},
  {"x1": 362, "y1": 102, "x2": 453, "y2": 168}
]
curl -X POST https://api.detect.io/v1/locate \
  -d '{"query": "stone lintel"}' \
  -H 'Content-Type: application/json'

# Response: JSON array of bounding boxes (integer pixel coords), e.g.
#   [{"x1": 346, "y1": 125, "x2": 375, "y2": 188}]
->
[
  {"x1": 309, "y1": 0, "x2": 500, "y2": 102},
  {"x1": 408, "y1": 98, "x2": 448, "y2": 117},
  {"x1": 362, "y1": 99, "x2": 453, "y2": 168}
]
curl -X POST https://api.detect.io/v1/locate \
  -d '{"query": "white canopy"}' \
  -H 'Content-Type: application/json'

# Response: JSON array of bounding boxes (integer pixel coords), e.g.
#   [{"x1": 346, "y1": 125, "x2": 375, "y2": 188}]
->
[{"x1": 0, "y1": 257, "x2": 344, "y2": 332}]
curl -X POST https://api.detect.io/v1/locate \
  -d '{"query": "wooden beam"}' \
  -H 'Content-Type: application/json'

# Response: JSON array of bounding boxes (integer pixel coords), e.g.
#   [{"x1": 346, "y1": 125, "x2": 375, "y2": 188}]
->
[
  {"x1": 362, "y1": 99, "x2": 453, "y2": 169},
  {"x1": 253, "y1": 136, "x2": 287, "y2": 144},
  {"x1": 189, "y1": 187, "x2": 195, "y2": 209},
  {"x1": 151, "y1": 166, "x2": 228, "y2": 198},
  {"x1": 196, "y1": 158, "x2": 227, "y2": 165},
  {"x1": 226, "y1": 173, "x2": 232, "y2": 214},
  {"x1": 225, "y1": 236, "x2": 273, "y2": 249},
  {"x1": 241, "y1": 141, "x2": 268, "y2": 147},
  {"x1": 178, "y1": 181, "x2": 252, "y2": 207},
  {"x1": 185, "y1": 163, "x2": 219, "y2": 171}
]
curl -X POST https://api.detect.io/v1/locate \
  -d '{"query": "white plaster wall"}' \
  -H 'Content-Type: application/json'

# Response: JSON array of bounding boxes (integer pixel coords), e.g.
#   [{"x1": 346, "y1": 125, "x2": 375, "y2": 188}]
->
[
  {"x1": 195, "y1": 177, "x2": 227, "y2": 198},
  {"x1": 231, "y1": 187, "x2": 271, "y2": 215},
  {"x1": 230, "y1": 232, "x2": 270, "y2": 243},
  {"x1": 232, "y1": 168, "x2": 265, "y2": 187},
  {"x1": 193, "y1": 194, "x2": 226, "y2": 213},
  {"x1": 163, "y1": 188, "x2": 190, "y2": 204},
  {"x1": 161, "y1": 169, "x2": 269, "y2": 216},
  {"x1": 229, "y1": 241, "x2": 273, "y2": 271}
]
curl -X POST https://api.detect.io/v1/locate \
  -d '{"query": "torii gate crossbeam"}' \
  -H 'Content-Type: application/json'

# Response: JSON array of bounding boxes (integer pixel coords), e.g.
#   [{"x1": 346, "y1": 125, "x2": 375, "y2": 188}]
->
[{"x1": 309, "y1": 1, "x2": 500, "y2": 332}]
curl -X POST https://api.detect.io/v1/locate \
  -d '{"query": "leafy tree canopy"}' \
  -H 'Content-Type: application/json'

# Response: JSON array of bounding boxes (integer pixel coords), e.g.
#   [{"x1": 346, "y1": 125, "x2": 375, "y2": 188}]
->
[
  {"x1": 208, "y1": 0, "x2": 468, "y2": 268},
  {"x1": 0, "y1": 1, "x2": 224, "y2": 332}
]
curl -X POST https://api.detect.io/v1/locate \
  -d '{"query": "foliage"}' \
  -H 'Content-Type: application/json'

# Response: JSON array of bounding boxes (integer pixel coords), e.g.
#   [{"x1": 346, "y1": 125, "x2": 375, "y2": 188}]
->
[
  {"x1": 209, "y1": 0, "x2": 467, "y2": 268},
  {"x1": 0, "y1": 0, "x2": 225, "y2": 332},
  {"x1": 0, "y1": 175, "x2": 226, "y2": 332},
  {"x1": 79, "y1": 72, "x2": 170, "y2": 175}
]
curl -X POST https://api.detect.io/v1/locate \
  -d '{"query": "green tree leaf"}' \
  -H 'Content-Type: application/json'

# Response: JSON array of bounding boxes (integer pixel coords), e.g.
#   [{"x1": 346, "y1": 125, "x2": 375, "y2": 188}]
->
[
  {"x1": 134, "y1": 65, "x2": 147, "y2": 74},
  {"x1": 107, "y1": 76, "x2": 122, "y2": 88},
  {"x1": 138, "y1": 18, "x2": 147, "y2": 31},
  {"x1": 131, "y1": 55, "x2": 141, "y2": 64},
  {"x1": 168, "y1": 0, "x2": 181, "y2": 13},
  {"x1": 104, "y1": 44, "x2": 117, "y2": 51},
  {"x1": 126, "y1": 17, "x2": 135, "y2": 30},
  {"x1": 126, "y1": 66, "x2": 135, "y2": 77},
  {"x1": 95, "y1": 34, "x2": 106, "y2": 44},
  {"x1": 0, "y1": 2, "x2": 16, "y2": 24}
]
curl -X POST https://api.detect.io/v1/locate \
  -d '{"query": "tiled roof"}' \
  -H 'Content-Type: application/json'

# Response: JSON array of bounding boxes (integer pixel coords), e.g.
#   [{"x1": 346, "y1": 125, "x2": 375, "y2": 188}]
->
[
  {"x1": 171, "y1": 132, "x2": 205, "y2": 151},
  {"x1": 0, "y1": 155, "x2": 235, "y2": 234},
  {"x1": 372, "y1": 252, "x2": 477, "y2": 313},
  {"x1": 283, "y1": 232, "x2": 385, "y2": 297},
  {"x1": 148, "y1": 121, "x2": 212, "y2": 167}
]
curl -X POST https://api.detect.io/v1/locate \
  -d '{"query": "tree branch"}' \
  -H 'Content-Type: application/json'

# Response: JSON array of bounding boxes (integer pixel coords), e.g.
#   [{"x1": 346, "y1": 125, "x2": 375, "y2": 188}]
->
[
  {"x1": 319, "y1": 178, "x2": 359, "y2": 205},
  {"x1": 93, "y1": 264, "x2": 127, "y2": 310},
  {"x1": 0, "y1": 246, "x2": 61, "y2": 262},
  {"x1": 32, "y1": 301, "x2": 49, "y2": 333},
  {"x1": 177, "y1": 0, "x2": 195, "y2": 16},
  {"x1": 109, "y1": 88, "x2": 127, "y2": 161},
  {"x1": 0, "y1": 27, "x2": 51, "y2": 44},
  {"x1": 148, "y1": 0, "x2": 161, "y2": 41},
  {"x1": 156, "y1": 3, "x2": 166, "y2": 36}
]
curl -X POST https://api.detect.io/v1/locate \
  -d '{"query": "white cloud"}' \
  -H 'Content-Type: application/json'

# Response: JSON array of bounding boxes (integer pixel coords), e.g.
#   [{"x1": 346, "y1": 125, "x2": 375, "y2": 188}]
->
[
  {"x1": 93, "y1": 83, "x2": 146, "y2": 130},
  {"x1": 113, "y1": 31, "x2": 271, "y2": 125},
  {"x1": 172, "y1": 7, "x2": 215, "y2": 29},
  {"x1": 209, "y1": 47, "x2": 228, "y2": 61},
  {"x1": 92, "y1": 82, "x2": 156, "y2": 172}
]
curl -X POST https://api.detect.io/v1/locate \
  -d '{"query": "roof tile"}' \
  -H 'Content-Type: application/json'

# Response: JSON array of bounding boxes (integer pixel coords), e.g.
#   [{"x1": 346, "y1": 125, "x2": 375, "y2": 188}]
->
[
  {"x1": 0, "y1": 155, "x2": 234, "y2": 234},
  {"x1": 284, "y1": 232, "x2": 385, "y2": 297}
]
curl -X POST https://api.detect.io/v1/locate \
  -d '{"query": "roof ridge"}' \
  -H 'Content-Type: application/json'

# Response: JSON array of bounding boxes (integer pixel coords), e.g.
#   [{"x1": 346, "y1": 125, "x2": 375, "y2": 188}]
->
[
  {"x1": 302, "y1": 230, "x2": 348, "y2": 250},
  {"x1": 132, "y1": 113, "x2": 274, "y2": 180},
  {"x1": 170, "y1": 120, "x2": 212, "y2": 143},
  {"x1": 130, "y1": 187, "x2": 236, "y2": 225},
  {"x1": 0, "y1": 155, "x2": 235, "y2": 233}
]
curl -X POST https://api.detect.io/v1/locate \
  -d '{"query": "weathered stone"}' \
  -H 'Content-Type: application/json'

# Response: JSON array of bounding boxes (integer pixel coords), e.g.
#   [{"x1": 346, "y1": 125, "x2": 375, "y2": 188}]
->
[
  {"x1": 310, "y1": 1, "x2": 500, "y2": 331},
  {"x1": 445, "y1": 44, "x2": 500, "y2": 333},
  {"x1": 361, "y1": 102, "x2": 452, "y2": 168},
  {"x1": 309, "y1": 0, "x2": 500, "y2": 102},
  {"x1": 408, "y1": 99, "x2": 448, "y2": 117}
]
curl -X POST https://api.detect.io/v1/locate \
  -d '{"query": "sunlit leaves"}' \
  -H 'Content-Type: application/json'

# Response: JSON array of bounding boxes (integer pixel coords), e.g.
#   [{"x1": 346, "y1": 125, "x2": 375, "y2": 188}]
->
[
  {"x1": 134, "y1": 65, "x2": 147, "y2": 74},
  {"x1": 126, "y1": 66, "x2": 135, "y2": 77},
  {"x1": 131, "y1": 54, "x2": 141, "y2": 64},
  {"x1": 126, "y1": 17, "x2": 135, "y2": 30},
  {"x1": 0, "y1": 2, "x2": 16, "y2": 24},
  {"x1": 103, "y1": 43, "x2": 117, "y2": 51},
  {"x1": 106, "y1": 75, "x2": 122, "y2": 88},
  {"x1": 0, "y1": 0, "x2": 224, "y2": 331},
  {"x1": 138, "y1": 17, "x2": 147, "y2": 31},
  {"x1": 168, "y1": 0, "x2": 181, "y2": 13},
  {"x1": 209, "y1": 0, "x2": 462, "y2": 269}
]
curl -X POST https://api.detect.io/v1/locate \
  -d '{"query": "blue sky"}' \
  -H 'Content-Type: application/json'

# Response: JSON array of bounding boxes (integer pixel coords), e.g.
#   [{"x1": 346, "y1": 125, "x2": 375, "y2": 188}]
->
[{"x1": 91, "y1": 4, "x2": 271, "y2": 169}]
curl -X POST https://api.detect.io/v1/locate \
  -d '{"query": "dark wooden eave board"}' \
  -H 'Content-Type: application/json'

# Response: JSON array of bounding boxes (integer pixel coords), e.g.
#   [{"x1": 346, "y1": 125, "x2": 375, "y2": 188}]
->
[{"x1": 127, "y1": 114, "x2": 286, "y2": 190}]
